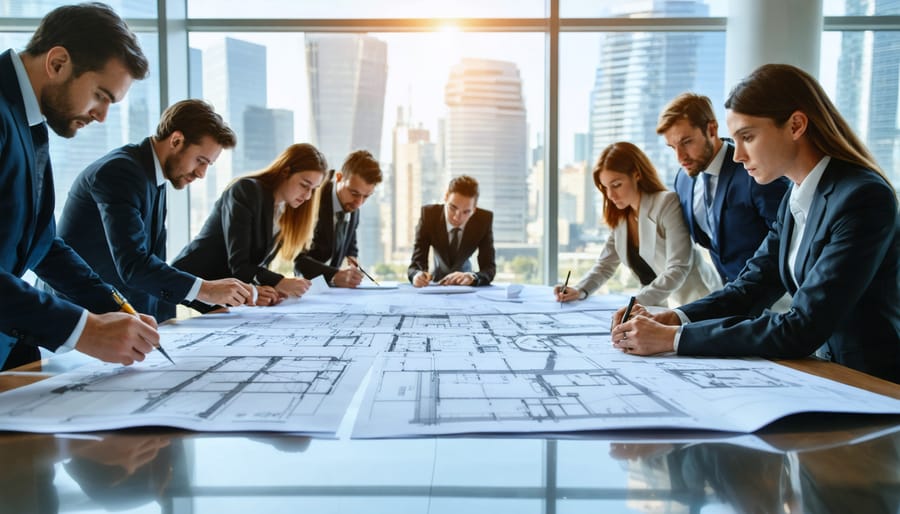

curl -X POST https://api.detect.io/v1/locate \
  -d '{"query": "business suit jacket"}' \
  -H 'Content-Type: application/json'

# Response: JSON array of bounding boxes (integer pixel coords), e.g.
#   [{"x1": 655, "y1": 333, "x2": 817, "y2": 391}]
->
[
  {"x1": 576, "y1": 191, "x2": 721, "y2": 307},
  {"x1": 673, "y1": 140, "x2": 788, "y2": 283},
  {"x1": 172, "y1": 177, "x2": 286, "y2": 287},
  {"x1": 58, "y1": 138, "x2": 196, "y2": 322},
  {"x1": 0, "y1": 50, "x2": 119, "y2": 367},
  {"x1": 293, "y1": 179, "x2": 358, "y2": 282},
  {"x1": 406, "y1": 204, "x2": 496, "y2": 286},
  {"x1": 677, "y1": 159, "x2": 900, "y2": 383}
]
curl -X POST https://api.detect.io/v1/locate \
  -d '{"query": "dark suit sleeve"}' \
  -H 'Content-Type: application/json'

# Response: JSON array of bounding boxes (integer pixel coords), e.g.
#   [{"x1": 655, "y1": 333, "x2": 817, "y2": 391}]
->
[
  {"x1": 678, "y1": 180, "x2": 895, "y2": 359},
  {"x1": 90, "y1": 160, "x2": 195, "y2": 302},
  {"x1": 407, "y1": 206, "x2": 432, "y2": 283},
  {"x1": 473, "y1": 210, "x2": 496, "y2": 286},
  {"x1": 751, "y1": 176, "x2": 789, "y2": 230},
  {"x1": 220, "y1": 181, "x2": 284, "y2": 285}
]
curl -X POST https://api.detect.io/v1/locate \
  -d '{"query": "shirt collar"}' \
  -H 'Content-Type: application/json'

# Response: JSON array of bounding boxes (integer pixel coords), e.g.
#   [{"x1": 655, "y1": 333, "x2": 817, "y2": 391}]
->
[
  {"x1": 702, "y1": 140, "x2": 728, "y2": 177},
  {"x1": 789, "y1": 155, "x2": 831, "y2": 217},
  {"x1": 150, "y1": 140, "x2": 167, "y2": 187},
  {"x1": 9, "y1": 50, "x2": 44, "y2": 127},
  {"x1": 332, "y1": 180, "x2": 345, "y2": 217}
]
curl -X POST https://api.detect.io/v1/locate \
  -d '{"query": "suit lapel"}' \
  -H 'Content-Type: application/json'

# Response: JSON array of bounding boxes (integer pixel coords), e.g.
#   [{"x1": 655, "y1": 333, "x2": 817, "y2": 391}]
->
[
  {"x1": 794, "y1": 165, "x2": 837, "y2": 286},
  {"x1": 637, "y1": 192, "x2": 658, "y2": 271},
  {"x1": 777, "y1": 197, "x2": 796, "y2": 293},
  {"x1": 436, "y1": 206, "x2": 452, "y2": 263},
  {"x1": 711, "y1": 152, "x2": 737, "y2": 245}
]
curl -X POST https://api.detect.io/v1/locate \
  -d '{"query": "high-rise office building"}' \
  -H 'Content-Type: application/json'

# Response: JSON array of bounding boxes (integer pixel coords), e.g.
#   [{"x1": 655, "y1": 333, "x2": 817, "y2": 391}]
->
[
  {"x1": 392, "y1": 108, "x2": 441, "y2": 258},
  {"x1": 444, "y1": 58, "x2": 528, "y2": 244},
  {"x1": 305, "y1": 34, "x2": 389, "y2": 268},
  {"x1": 243, "y1": 106, "x2": 294, "y2": 172},
  {"x1": 587, "y1": 0, "x2": 725, "y2": 187}
]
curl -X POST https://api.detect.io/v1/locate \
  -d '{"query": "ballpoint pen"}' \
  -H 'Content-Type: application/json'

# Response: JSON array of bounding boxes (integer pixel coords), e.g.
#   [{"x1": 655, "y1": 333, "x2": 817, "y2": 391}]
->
[
  {"x1": 561, "y1": 270, "x2": 571, "y2": 295},
  {"x1": 110, "y1": 289, "x2": 175, "y2": 365},
  {"x1": 347, "y1": 256, "x2": 380, "y2": 286},
  {"x1": 621, "y1": 296, "x2": 637, "y2": 323}
]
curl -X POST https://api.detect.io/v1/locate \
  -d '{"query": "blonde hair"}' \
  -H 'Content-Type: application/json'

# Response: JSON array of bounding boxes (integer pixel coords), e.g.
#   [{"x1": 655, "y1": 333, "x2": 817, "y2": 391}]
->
[{"x1": 249, "y1": 143, "x2": 328, "y2": 260}]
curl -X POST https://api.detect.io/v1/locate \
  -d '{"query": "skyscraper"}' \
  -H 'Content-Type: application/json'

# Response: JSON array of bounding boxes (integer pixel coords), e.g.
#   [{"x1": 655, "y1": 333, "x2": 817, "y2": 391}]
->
[
  {"x1": 587, "y1": 0, "x2": 725, "y2": 187},
  {"x1": 305, "y1": 34, "x2": 389, "y2": 268},
  {"x1": 444, "y1": 58, "x2": 528, "y2": 244},
  {"x1": 392, "y1": 107, "x2": 440, "y2": 259},
  {"x1": 243, "y1": 107, "x2": 295, "y2": 172}
]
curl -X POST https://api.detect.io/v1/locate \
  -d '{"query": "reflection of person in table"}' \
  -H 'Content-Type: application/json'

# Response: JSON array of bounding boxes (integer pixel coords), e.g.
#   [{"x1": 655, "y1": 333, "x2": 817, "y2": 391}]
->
[{"x1": 408, "y1": 175, "x2": 496, "y2": 287}]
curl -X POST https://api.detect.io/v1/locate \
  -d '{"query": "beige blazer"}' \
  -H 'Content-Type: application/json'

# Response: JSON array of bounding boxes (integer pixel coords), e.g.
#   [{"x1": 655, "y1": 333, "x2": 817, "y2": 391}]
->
[{"x1": 575, "y1": 190, "x2": 721, "y2": 307}]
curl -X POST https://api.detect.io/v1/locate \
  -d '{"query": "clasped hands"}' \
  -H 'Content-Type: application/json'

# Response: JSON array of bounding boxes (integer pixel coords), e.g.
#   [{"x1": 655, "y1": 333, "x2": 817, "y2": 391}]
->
[
  {"x1": 412, "y1": 271, "x2": 474, "y2": 287},
  {"x1": 609, "y1": 302, "x2": 682, "y2": 356}
]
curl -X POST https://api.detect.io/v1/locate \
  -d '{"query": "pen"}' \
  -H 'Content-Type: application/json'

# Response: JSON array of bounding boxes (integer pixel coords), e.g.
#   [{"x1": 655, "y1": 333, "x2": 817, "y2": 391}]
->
[
  {"x1": 347, "y1": 256, "x2": 380, "y2": 286},
  {"x1": 561, "y1": 270, "x2": 571, "y2": 295},
  {"x1": 621, "y1": 296, "x2": 637, "y2": 323},
  {"x1": 110, "y1": 289, "x2": 175, "y2": 365}
]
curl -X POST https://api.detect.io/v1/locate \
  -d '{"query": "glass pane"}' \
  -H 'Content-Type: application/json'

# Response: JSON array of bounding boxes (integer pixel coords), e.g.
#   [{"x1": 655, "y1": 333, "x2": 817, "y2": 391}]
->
[
  {"x1": 188, "y1": 31, "x2": 545, "y2": 282},
  {"x1": 821, "y1": 30, "x2": 900, "y2": 190},
  {"x1": 562, "y1": 0, "x2": 728, "y2": 18},
  {"x1": 558, "y1": 31, "x2": 726, "y2": 286},
  {"x1": 188, "y1": 0, "x2": 544, "y2": 19},
  {"x1": 0, "y1": 0, "x2": 156, "y2": 18}
]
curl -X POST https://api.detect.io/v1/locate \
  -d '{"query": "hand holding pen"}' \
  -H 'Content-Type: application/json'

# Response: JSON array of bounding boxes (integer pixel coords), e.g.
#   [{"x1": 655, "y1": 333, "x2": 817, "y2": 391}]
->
[
  {"x1": 111, "y1": 289, "x2": 174, "y2": 364},
  {"x1": 554, "y1": 270, "x2": 578, "y2": 302},
  {"x1": 347, "y1": 256, "x2": 380, "y2": 286},
  {"x1": 72, "y1": 293, "x2": 161, "y2": 366}
]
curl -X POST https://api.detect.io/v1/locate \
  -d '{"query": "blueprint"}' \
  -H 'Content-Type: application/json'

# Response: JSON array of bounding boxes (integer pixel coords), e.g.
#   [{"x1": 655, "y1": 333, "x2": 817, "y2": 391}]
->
[{"x1": 1, "y1": 285, "x2": 899, "y2": 435}]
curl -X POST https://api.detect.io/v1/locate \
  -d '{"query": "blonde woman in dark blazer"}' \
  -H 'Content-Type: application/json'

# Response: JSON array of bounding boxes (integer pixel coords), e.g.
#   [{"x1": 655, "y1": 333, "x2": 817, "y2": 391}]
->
[
  {"x1": 173, "y1": 143, "x2": 328, "y2": 304},
  {"x1": 555, "y1": 142, "x2": 720, "y2": 307}
]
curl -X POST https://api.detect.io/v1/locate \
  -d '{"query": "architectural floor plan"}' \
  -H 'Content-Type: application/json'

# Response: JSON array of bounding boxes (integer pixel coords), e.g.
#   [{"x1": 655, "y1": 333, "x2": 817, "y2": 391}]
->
[{"x1": 1, "y1": 285, "x2": 899, "y2": 435}]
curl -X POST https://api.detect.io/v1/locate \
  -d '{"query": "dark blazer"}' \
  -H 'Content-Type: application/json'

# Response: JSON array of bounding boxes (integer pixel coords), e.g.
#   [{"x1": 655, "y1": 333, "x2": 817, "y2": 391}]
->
[
  {"x1": 407, "y1": 204, "x2": 496, "y2": 286},
  {"x1": 677, "y1": 159, "x2": 900, "y2": 383},
  {"x1": 173, "y1": 177, "x2": 286, "y2": 287},
  {"x1": 293, "y1": 179, "x2": 358, "y2": 282},
  {"x1": 58, "y1": 138, "x2": 196, "y2": 322},
  {"x1": 0, "y1": 50, "x2": 118, "y2": 368},
  {"x1": 673, "y1": 140, "x2": 788, "y2": 283}
]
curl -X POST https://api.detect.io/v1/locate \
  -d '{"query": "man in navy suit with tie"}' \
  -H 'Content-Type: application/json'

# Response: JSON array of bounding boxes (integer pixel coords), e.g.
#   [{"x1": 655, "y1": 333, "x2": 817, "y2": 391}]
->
[
  {"x1": 407, "y1": 175, "x2": 496, "y2": 287},
  {"x1": 0, "y1": 3, "x2": 159, "y2": 369},
  {"x1": 57, "y1": 99, "x2": 256, "y2": 323},
  {"x1": 656, "y1": 93, "x2": 788, "y2": 283},
  {"x1": 294, "y1": 150, "x2": 383, "y2": 287}
]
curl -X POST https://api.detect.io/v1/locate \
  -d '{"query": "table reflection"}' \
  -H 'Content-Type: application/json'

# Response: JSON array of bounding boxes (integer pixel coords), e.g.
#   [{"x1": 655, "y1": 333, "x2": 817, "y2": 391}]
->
[{"x1": 1, "y1": 417, "x2": 898, "y2": 513}]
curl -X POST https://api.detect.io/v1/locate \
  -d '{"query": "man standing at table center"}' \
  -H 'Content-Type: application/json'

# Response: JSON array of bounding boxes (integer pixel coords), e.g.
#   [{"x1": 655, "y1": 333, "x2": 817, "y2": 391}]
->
[
  {"x1": 293, "y1": 150, "x2": 383, "y2": 287},
  {"x1": 0, "y1": 3, "x2": 158, "y2": 370},
  {"x1": 57, "y1": 99, "x2": 257, "y2": 323},
  {"x1": 408, "y1": 175, "x2": 496, "y2": 287},
  {"x1": 656, "y1": 93, "x2": 788, "y2": 284}
]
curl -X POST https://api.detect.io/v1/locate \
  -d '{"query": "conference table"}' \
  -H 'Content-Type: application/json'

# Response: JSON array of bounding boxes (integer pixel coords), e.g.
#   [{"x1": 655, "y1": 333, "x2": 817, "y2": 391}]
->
[{"x1": 1, "y1": 287, "x2": 899, "y2": 513}]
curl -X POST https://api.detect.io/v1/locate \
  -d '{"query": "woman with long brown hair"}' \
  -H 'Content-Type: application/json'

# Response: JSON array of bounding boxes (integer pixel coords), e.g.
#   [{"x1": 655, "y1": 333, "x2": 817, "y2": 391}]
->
[
  {"x1": 554, "y1": 141, "x2": 720, "y2": 307},
  {"x1": 173, "y1": 143, "x2": 328, "y2": 304}
]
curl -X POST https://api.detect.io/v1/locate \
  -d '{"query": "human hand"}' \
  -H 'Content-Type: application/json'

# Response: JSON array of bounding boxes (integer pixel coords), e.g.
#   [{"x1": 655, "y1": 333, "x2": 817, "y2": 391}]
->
[
  {"x1": 412, "y1": 271, "x2": 432, "y2": 288},
  {"x1": 197, "y1": 278, "x2": 253, "y2": 306},
  {"x1": 611, "y1": 302, "x2": 652, "y2": 327},
  {"x1": 610, "y1": 315, "x2": 679, "y2": 355},
  {"x1": 553, "y1": 284, "x2": 580, "y2": 302},
  {"x1": 332, "y1": 268, "x2": 363, "y2": 288},
  {"x1": 76, "y1": 312, "x2": 159, "y2": 365},
  {"x1": 70, "y1": 435, "x2": 172, "y2": 476},
  {"x1": 254, "y1": 285, "x2": 285, "y2": 306},
  {"x1": 275, "y1": 277, "x2": 311, "y2": 297},
  {"x1": 438, "y1": 271, "x2": 474, "y2": 286}
]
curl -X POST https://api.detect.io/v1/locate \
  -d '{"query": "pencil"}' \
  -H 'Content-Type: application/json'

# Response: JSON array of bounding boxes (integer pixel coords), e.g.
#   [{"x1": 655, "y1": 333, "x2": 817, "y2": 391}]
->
[
  {"x1": 347, "y1": 256, "x2": 380, "y2": 286},
  {"x1": 111, "y1": 289, "x2": 175, "y2": 365}
]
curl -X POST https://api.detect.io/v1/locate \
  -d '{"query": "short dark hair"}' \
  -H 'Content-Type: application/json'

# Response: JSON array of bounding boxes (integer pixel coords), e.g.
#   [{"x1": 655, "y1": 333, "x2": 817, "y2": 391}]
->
[
  {"x1": 446, "y1": 175, "x2": 479, "y2": 199},
  {"x1": 155, "y1": 99, "x2": 237, "y2": 149},
  {"x1": 340, "y1": 150, "x2": 383, "y2": 185},
  {"x1": 25, "y1": 2, "x2": 149, "y2": 80}
]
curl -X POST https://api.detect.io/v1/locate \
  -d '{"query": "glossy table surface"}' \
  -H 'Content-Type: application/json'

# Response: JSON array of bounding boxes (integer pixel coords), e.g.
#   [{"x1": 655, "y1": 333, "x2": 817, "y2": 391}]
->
[{"x1": 2, "y1": 357, "x2": 899, "y2": 513}]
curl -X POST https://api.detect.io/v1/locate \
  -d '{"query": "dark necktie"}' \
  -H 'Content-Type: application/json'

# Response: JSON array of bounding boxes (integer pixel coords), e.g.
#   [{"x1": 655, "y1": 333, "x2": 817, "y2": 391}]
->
[
  {"x1": 702, "y1": 173, "x2": 717, "y2": 244},
  {"x1": 332, "y1": 211, "x2": 348, "y2": 265},
  {"x1": 154, "y1": 184, "x2": 167, "y2": 258},
  {"x1": 30, "y1": 122, "x2": 50, "y2": 204},
  {"x1": 448, "y1": 227, "x2": 461, "y2": 263}
]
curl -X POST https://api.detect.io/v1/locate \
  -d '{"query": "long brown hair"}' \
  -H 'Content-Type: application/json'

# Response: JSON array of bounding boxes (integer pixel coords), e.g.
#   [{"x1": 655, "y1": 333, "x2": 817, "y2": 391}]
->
[
  {"x1": 250, "y1": 143, "x2": 328, "y2": 260},
  {"x1": 593, "y1": 142, "x2": 667, "y2": 227},
  {"x1": 725, "y1": 63, "x2": 887, "y2": 183}
]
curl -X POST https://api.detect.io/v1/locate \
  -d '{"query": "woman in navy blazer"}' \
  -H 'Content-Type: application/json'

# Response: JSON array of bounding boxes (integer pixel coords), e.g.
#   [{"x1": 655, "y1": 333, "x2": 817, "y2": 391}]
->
[
  {"x1": 173, "y1": 143, "x2": 328, "y2": 301},
  {"x1": 610, "y1": 64, "x2": 900, "y2": 383},
  {"x1": 554, "y1": 142, "x2": 720, "y2": 307}
]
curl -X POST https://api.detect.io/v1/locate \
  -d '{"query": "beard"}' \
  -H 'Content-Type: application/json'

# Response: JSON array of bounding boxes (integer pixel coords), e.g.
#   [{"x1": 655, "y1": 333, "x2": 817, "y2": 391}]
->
[
  {"x1": 40, "y1": 79, "x2": 91, "y2": 139},
  {"x1": 684, "y1": 138, "x2": 716, "y2": 177},
  {"x1": 163, "y1": 151, "x2": 192, "y2": 190}
]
